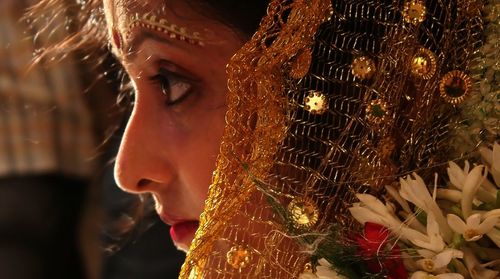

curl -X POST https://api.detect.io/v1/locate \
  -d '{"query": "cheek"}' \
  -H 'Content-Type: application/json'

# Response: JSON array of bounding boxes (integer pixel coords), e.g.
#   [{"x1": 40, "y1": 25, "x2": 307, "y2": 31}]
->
[{"x1": 165, "y1": 106, "x2": 226, "y2": 202}]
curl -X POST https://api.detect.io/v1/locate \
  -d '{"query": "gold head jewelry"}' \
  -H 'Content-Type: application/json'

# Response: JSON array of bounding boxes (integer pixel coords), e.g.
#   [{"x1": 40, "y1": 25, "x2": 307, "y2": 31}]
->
[{"x1": 124, "y1": 13, "x2": 205, "y2": 47}]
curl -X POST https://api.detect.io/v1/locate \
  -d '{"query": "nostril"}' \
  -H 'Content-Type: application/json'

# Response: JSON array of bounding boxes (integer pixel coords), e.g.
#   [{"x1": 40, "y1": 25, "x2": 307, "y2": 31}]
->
[{"x1": 137, "y1": 179, "x2": 151, "y2": 188}]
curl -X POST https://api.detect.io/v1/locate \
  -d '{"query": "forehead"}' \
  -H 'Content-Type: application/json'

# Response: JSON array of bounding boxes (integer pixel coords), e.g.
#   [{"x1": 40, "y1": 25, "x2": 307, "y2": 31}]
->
[
  {"x1": 104, "y1": 0, "x2": 209, "y2": 34},
  {"x1": 103, "y1": 0, "x2": 238, "y2": 55}
]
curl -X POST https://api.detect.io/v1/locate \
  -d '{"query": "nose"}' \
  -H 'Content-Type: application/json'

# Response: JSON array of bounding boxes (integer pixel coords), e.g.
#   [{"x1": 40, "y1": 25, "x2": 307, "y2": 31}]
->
[{"x1": 114, "y1": 99, "x2": 174, "y2": 194}]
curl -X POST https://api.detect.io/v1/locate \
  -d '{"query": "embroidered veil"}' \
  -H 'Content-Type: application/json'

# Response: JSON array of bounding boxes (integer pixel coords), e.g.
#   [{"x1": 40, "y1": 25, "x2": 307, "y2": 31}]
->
[{"x1": 180, "y1": 0, "x2": 498, "y2": 278}]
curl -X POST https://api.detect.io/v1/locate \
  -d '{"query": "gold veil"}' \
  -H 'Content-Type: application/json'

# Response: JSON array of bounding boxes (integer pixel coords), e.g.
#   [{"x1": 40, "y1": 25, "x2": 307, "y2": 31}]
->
[{"x1": 180, "y1": 0, "x2": 493, "y2": 278}]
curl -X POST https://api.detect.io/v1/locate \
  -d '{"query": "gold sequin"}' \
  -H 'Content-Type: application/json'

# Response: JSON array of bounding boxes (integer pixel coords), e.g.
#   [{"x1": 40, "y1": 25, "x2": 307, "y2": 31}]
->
[
  {"x1": 226, "y1": 245, "x2": 251, "y2": 271},
  {"x1": 366, "y1": 99, "x2": 389, "y2": 125},
  {"x1": 411, "y1": 48, "x2": 437, "y2": 79},
  {"x1": 304, "y1": 91, "x2": 328, "y2": 115},
  {"x1": 287, "y1": 197, "x2": 319, "y2": 229},
  {"x1": 290, "y1": 49, "x2": 312, "y2": 79},
  {"x1": 439, "y1": 70, "x2": 472, "y2": 105},
  {"x1": 403, "y1": 0, "x2": 427, "y2": 25},
  {"x1": 303, "y1": 262, "x2": 313, "y2": 273},
  {"x1": 351, "y1": 56, "x2": 376, "y2": 80}
]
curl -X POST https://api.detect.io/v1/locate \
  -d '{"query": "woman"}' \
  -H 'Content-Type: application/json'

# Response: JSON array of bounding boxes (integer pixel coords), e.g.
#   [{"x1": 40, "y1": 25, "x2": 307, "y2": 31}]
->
[
  {"x1": 104, "y1": 0, "x2": 268, "y2": 252},
  {"x1": 30, "y1": 0, "x2": 498, "y2": 278}
]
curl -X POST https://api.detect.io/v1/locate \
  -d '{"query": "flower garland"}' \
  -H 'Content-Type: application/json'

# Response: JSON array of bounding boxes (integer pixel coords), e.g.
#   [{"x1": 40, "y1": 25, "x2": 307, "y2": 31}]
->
[
  {"x1": 449, "y1": 0, "x2": 500, "y2": 157},
  {"x1": 299, "y1": 142, "x2": 500, "y2": 279}
]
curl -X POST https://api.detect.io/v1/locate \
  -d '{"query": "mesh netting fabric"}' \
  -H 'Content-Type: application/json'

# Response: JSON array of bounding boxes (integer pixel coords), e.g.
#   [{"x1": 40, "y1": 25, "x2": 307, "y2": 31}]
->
[{"x1": 180, "y1": 0, "x2": 485, "y2": 277}]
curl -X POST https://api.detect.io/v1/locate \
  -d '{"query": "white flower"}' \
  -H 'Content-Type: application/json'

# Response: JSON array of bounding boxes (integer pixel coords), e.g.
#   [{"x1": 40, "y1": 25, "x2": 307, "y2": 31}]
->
[
  {"x1": 447, "y1": 162, "x2": 496, "y2": 204},
  {"x1": 447, "y1": 213, "x2": 498, "y2": 241},
  {"x1": 416, "y1": 249, "x2": 463, "y2": 273},
  {"x1": 316, "y1": 259, "x2": 347, "y2": 279},
  {"x1": 399, "y1": 210, "x2": 427, "y2": 233},
  {"x1": 447, "y1": 161, "x2": 470, "y2": 190},
  {"x1": 486, "y1": 227, "x2": 500, "y2": 248},
  {"x1": 436, "y1": 189, "x2": 462, "y2": 203},
  {"x1": 483, "y1": 208, "x2": 500, "y2": 219},
  {"x1": 410, "y1": 271, "x2": 464, "y2": 279},
  {"x1": 463, "y1": 247, "x2": 500, "y2": 279},
  {"x1": 460, "y1": 165, "x2": 488, "y2": 218},
  {"x1": 385, "y1": 184, "x2": 412, "y2": 213},
  {"x1": 479, "y1": 142, "x2": 500, "y2": 186},
  {"x1": 298, "y1": 259, "x2": 347, "y2": 279},
  {"x1": 399, "y1": 174, "x2": 452, "y2": 241},
  {"x1": 350, "y1": 194, "x2": 449, "y2": 252},
  {"x1": 402, "y1": 213, "x2": 446, "y2": 253},
  {"x1": 348, "y1": 193, "x2": 403, "y2": 231}
]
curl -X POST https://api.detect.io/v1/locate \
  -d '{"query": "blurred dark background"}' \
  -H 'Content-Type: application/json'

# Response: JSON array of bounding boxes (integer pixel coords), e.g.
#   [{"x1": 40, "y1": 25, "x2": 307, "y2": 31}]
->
[{"x1": 0, "y1": 1, "x2": 185, "y2": 278}]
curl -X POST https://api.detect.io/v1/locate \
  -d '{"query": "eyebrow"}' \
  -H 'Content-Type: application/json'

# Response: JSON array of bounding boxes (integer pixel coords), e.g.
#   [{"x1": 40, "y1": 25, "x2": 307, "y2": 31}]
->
[
  {"x1": 122, "y1": 30, "x2": 201, "y2": 81},
  {"x1": 125, "y1": 29, "x2": 184, "y2": 60}
]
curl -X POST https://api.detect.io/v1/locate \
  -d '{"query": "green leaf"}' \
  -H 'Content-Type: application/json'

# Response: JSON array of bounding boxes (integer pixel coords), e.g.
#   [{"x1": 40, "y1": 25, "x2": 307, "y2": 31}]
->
[
  {"x1": 450, "y1": 205, "x2": 463, "y2": 218},
  {"x1": 476, "y1": 202, "x2": 495, "y2": 211},
  {"x1": 415, "y1": 208, "x2": 427, "y2": 225},
  {"x1": 451, "y1": 233, "x2": 465, "y2": 249},
  {"x1": 448, "y1": 261, "x2": 458, "y2": 273}
]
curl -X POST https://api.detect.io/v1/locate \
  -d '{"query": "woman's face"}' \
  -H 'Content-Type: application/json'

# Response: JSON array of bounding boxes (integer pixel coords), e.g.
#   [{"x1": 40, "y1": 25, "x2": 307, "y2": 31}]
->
[{"x1": 104, "y1": 0, "x2": 246, "y2": 251}]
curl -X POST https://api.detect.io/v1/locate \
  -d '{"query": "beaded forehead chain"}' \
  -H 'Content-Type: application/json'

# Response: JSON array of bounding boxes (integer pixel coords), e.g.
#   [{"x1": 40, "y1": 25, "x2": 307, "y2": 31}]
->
[{"x1": 112, "y1": 12, "x2": 205, "y2": 51}]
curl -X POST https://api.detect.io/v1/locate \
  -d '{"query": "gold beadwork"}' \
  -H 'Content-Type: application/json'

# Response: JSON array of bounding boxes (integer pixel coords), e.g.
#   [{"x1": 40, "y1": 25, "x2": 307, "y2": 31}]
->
[
  {"x1": 287, "y1": 197, "x2": 319, "y2": 229},
  {"x1": 290, "y1": 49, "x2": 312, "y2": 79},
  {"x1": 411, "y1": 48, "x2": 437, "y2": 79},
  {"x1": 403, "y1": 0, "x2": 427, "y2": 25},
  {"x1": 304, "y1": 91, "x2": 328, "y2": 115},
  {"x1": 366, "y1": 99, "x2": 389, "y2": 125},
  {"x1": 439, "y1": 70, "x2": 473, "y2": 105},
  {"x1": 351, "y1": 56, "x2": 376, "y2": 80},
  {"x1": 126, "y1": 13, "x2": 205, "y2": 46},
  {"x1": 226, "y1": 245, "x2": 251, "y2": 270}
]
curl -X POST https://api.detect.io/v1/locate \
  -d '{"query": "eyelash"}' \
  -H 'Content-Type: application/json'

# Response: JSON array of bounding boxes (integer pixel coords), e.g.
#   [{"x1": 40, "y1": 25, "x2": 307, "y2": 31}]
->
[{"x1": 150, "y1": 69, "x2": 194, "y2": 107}]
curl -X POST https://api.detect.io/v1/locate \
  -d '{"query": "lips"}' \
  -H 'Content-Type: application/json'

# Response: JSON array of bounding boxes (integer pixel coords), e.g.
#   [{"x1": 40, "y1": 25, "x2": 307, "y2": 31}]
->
[
  {"x1": 159, "y1": 212, "x2": 199, "y2": 246},
  {"x1": 170, "y1": 220, "x2": 200, "y2": 243}
]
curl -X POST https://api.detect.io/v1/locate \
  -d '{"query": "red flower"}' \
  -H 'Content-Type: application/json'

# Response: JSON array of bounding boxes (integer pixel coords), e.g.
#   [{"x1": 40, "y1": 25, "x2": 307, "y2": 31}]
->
[{"x1": 356, "y1": 222, "x2": 408, "y2": 279}]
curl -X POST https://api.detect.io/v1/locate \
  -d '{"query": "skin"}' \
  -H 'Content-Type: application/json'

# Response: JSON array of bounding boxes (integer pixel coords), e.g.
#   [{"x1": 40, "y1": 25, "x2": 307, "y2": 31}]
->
[{"x1": 104, "y1": 0, "x2": 246, "y2": 251}]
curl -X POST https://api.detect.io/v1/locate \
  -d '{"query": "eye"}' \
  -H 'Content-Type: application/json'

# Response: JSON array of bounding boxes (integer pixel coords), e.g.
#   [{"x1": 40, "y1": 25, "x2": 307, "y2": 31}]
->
[{"x1": 151, "y1": 68, "x2": 194, "y2": 106}]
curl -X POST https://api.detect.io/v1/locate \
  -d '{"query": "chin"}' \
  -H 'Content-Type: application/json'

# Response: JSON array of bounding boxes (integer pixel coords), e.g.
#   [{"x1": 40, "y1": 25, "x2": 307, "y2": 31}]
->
[{"x1": 175, "y1": 242, "x2": 190, "y2": 253}]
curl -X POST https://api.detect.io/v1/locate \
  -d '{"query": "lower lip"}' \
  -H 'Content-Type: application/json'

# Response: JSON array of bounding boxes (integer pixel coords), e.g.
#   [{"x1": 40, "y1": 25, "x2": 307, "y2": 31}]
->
[{"x1": 170, "y1": 221, "x2": 199, "y2": 243}]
